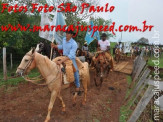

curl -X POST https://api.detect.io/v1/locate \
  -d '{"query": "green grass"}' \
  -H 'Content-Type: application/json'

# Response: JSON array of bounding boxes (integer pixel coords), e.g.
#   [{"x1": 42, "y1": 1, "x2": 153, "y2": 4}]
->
[
  {"x1": 147, "y1": 56, "x2": 163, "y2": 78},
  {"x1": 119, "y1": 105, "x2": 133, "y2": 122},
  {"x1": 119, "y1": 76, "x2": 133, "y2": 122},
  {"x1": 0, "y1": 66, "x2": 40, "y2": 87},
  {"x1": 92, "y1": 118, "x2": 101, "y2": 122},
  {"x1": 126, "y1": 75, "x2": 132, "y2": 85},
  {"x1": 0, "y1": 77, "x2": 25, "y2": 86},
  {"x1": 125, "y1": 76, "x2": 132, "y2": 99},
  {"x1": 147, "y1": 56, "x2": 163, "y2": 68},
  {"x1": 0, "y1": 64, "x2": 19, "y2": 79},
  {"x1": 110, "y1": 42, "x2": 117, "y2": 48},
  {"x1": 110, "y1": 42, "x2": 117, "y2": 55}
]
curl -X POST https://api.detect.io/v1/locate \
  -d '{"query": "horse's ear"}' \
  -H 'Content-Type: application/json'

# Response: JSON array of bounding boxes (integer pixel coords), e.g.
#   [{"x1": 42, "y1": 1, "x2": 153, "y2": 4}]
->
[{"x1": 31, "y1": 47, "x2": 35, "y2": 54}]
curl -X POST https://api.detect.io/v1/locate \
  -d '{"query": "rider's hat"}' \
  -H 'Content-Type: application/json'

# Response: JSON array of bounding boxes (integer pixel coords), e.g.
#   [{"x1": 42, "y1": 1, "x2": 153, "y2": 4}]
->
[
  {"x1": 65, "y1": 27, "x2": 75, "y2": 35},
  {"x1": 101, "y1": 33, "x2": 107, "y2": 37},
  {"x1": 84, "y1": 42, "x2": 87, "y2": 45},
  {"x1": 66, "y1": 30, "x2": 75, "y2": 35}
]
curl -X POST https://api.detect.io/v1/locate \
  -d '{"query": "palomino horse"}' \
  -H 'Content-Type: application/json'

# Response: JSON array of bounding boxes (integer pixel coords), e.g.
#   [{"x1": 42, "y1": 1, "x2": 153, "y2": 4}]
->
[
  {"x1": 76, "y1": 48, "x2": 94, "y2": 65},
  {"x1": 36, "y1": 41, "x2": 61, "y2": 59},
  {"x1": 16, "y1": 48, "x2": 90, "y2": 122},
  {"x1": 91, "y1": 51, "x2": 114, "y2": 87}
]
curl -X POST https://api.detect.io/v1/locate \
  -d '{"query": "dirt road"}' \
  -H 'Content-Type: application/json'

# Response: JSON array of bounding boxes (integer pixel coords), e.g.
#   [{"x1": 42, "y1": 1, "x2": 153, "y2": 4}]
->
[{"x1": 0, "y1": 67, "x2": 128, "y2": 122}]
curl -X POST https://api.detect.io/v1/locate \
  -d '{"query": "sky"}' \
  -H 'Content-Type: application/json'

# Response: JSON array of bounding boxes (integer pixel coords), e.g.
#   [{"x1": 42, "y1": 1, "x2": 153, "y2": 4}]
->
[
  {"x1": 4, "y1": 0, "x2": 162, "y2": 44},
  {"x1": 96, "y1": 0, "x2": 163, "y2": 44}
]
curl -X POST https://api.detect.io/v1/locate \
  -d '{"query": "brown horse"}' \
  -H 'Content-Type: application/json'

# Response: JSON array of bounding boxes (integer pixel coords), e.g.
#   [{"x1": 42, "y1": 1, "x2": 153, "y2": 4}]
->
[
  {"x1": 16, "y1": 48, "x2": 90, "y2": 122},
  {"x1": 76, "y1": 48, "x2": 94, "y2": 64},
  {"x1": 91, "y1": 51, "x2": 114, "y2": 87},
  {"x1": 115, "y1": 48, "x2": 126, "y2": 63}
]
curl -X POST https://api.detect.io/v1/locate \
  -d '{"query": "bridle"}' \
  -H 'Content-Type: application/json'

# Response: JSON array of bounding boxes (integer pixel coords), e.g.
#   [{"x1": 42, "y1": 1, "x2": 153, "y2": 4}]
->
[
  {"x1": 17, "y1": 52, "x2": 62, "y2": 86},
  {"x1": 17, "y1": 53, "x2": 35, "y2": 76}
]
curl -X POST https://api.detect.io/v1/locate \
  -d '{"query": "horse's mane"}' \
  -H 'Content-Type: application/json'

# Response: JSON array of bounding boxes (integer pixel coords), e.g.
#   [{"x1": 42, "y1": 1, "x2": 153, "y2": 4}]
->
[
  {"x1": 40, "y1": 41, "x2": 60, "y2": 59},
  {"x1": 35, "y1": 52, "x2": 57, "y2": 71},
  {"x1": 44, "y1": 56, "x2": 57, "y2": 70}
]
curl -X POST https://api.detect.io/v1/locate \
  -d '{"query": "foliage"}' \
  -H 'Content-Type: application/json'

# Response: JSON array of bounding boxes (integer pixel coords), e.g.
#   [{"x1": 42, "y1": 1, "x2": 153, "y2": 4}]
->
[
  {"x1": 0, "y1": 67, "x2": 40, "y2": 87},
  {"x1": 147, "y1": 56, "x2": 163, "y2": 68},
  {"x1": 119, "y1": 75, "x2": 133, "y2": 122},
  {"x1": 0, "y1": 1, "x2": 41, "y2": 61},
  {"x1": 87, "y1": 18, "x2": 114, "y2": 52},
  {"x1": 51, "y1": 0, "x2": 99, "y2": 23},
  {"x1": 94, "y1": 17, "x2": 114, "y2": 39},
  {"x1": 0, "y1": 0, "x2": 113, "y2": 63},
  {"x1": 137, "y1": 37, "x2": 149, "y2": 44}
]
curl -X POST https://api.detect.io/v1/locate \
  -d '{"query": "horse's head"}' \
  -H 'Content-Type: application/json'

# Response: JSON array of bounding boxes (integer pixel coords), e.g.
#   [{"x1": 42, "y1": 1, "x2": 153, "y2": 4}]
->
[
  {"x1": 16, "y1": 48, "x2": 36, "y2": 76},
  {"x1": 115, "y1": 48, "x2": 120, "y2": 54},
  {"x1": 36, "y1": 41, "x2": 60, "y2": 59},
  {"x1": 36, "y1": 42, "x2": 44, "y2": 53},
  {"x1": 76, "y1": 48, "x2": 82, "y2": 56},
  {"x1": 95, "y1": 52, "x2": 110, "y2": 78},
  {"x1": 97, "y1": 53, "x2": 106, "y2": 64}
]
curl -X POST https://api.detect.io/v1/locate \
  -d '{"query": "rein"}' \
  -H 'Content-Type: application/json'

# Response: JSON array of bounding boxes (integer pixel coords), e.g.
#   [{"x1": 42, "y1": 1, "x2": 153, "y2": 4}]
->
[
  {"x1": 17, "y1": 53, "x2": 34, "y2": 72},
  {"x1": 19, "y1": 52, "x2": 62, "y2": 86},
  {"x1": 22, "y1": 65, "x2": 61, "y2": 86}
]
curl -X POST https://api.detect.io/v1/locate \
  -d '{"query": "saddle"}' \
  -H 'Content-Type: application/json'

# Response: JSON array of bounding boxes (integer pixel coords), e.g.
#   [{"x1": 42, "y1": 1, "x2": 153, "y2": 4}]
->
[
  {"x1": 52, "y1": 56, "x2": 84, "y2": 83},
  {"x1": 95, "y1": 51, "x2": 105, "y2": 58}
]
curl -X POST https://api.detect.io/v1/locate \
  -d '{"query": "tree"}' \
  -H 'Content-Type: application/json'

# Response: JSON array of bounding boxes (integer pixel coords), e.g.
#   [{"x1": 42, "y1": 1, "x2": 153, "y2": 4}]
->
[
  {"x1": 46, "y1": 0, "x2": 99, "y2": 25},
  {"x1": 87, "y1": 17, "x2": 114, "y2": 52},
  {"x1": 0, "y1": 0, "x2": 41, "y2": 62},
  {"x1": 93, "y1": 17, "x2": 114, "y2": 39},
  {"x1": 137, "y1": 37, "x2": 149, "y2": 44}
]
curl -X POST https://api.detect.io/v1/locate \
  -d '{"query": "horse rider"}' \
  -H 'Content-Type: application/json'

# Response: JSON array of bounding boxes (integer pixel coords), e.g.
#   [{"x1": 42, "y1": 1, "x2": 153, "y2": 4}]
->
[
  {"x1": 97, "y1": 33, "x2": 114, "y2": 71},
  {"x1": 113, "y1": 42, "x2": 119, "y2": 55},
  {"x1": 118, "y1": 41, "x2": 123, "y2": 52},
  {"x1": 98, "y1": 33, "x2": 110, "y2": 52},
  {"x1": 82, "y1": 42, "x2": 89, "y2": 57},
  {"x1": 51, "y1": 30, "x2": 81, "y2": 95}
]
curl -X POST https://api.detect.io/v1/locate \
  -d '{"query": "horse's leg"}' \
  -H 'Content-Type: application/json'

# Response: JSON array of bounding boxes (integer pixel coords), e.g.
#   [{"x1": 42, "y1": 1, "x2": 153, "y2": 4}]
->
[
  {"x1": 45, "y1": 90, "x2": 57, "y2": 122},
  {"x1": 91, "y1": 57, "x2": 96, "y2": 68},
  {"x1": 72, "y1": 92, "x2": 78, "y2": 106},
  {"x1": 57, "y1": 93, "x2": 66, "y2": 113},
  {"x1": 94, "y1": 67, "x2": 98, "y2": 86},
  {"x1": 100, "y1": 62, "x2": 104, "y2": 86},
  {"x1": 81, "y1": 75, "x2": 88, "y2": 105},
  {"x1": 110, "y1": 57, "x2": 114, "y2": 71},
  {"x1": 118, "y1": 55, "x2": 120, "y2": 63}
]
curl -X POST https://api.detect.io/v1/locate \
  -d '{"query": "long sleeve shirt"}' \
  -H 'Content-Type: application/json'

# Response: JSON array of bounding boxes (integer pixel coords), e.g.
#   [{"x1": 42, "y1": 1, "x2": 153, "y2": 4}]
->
[{"x1": 57, "y1": 37, "x2": 78, "y2": 60}]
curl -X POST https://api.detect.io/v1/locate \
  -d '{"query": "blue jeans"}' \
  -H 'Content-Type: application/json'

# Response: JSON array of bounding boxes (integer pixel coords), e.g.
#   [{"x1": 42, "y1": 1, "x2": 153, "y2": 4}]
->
[{"x1": 71, "y1": 59, "x2": 80, "y2": 88}]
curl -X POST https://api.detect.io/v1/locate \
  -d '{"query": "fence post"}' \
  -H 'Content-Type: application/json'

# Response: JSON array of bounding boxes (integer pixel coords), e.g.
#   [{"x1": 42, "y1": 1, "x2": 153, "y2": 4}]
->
[
  {"x1": 3, "y1": 47, "x2": 7, "y2": 81},
  {"x1": 127, "y1": 85, "x2": 154, "y2": 122},
  {"x1": 10, "y1": 53, "x2": 13, "y2": 70}
]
